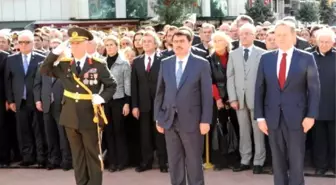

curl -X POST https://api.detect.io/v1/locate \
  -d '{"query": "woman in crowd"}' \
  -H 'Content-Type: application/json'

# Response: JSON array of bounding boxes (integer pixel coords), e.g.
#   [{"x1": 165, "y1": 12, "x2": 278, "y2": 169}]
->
[
  {"x1": 133, "y1": 31, "x2": 144, "y2": 56},
  {"x1": 103, "y1": 35, "x2": 131, "y2": 172},
  {"x1": 208, "y1": 31, "x2": 238, "y2": 171}
]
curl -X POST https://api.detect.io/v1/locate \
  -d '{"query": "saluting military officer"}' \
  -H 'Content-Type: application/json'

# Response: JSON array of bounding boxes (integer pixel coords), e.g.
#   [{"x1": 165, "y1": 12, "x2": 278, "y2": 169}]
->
[{"x1": 40, "y1": 27, "x2": 117, "y2": 185}]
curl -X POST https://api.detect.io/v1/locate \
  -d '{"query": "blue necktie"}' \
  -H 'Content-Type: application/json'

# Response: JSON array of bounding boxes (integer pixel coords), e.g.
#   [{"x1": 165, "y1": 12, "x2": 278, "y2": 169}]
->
[
  {"x1": 244, "y1": 49, "x2": 249, "y2": 61},
  {"x1": 176, "y1": 61, "x2": 183, "y2": 88},
  {"x1": 23, "y1": 55, "x2": 28, "y2": 99}
]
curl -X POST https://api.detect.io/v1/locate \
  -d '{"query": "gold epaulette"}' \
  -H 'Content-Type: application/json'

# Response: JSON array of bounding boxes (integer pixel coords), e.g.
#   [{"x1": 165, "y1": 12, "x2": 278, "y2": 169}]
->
[
  {"x1": 92, "y1": 57, "x2": 106, "y2": 63},
  {"x1": 59, "y1": 57, "x2": 73, "y2": 62}
]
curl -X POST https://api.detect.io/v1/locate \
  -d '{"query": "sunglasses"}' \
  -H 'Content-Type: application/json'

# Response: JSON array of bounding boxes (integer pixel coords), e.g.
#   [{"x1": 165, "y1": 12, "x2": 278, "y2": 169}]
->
[
  {"x1": 18, "y1": 41, "x2": 31, "y2": 44},
  {"x1": 13, "y1": 48, "x2": 20, "y2": 52}
]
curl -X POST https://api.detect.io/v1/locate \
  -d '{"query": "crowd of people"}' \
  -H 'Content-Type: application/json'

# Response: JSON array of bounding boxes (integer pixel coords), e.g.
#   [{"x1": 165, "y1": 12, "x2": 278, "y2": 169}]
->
[{"x1": 0, "y1": 14, "x2": 335, "y2": 183}]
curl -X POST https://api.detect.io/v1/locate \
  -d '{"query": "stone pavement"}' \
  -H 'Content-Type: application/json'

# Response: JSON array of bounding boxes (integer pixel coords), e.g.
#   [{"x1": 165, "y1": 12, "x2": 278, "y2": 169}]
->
[{"x1": 0, "y1": 168, "x2": 334, "y2": 185}]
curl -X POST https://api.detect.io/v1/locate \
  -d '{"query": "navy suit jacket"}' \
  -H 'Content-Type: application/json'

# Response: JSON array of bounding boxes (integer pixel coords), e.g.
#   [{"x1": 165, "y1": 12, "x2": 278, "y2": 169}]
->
[
  {"x1": 5, "y1": 52, "x2": 45, "y2": 108},
  {"x1": 154, "y1": 53, "x2": 213, "y2": 132},
  {"x1": 254, "y1": 48, "x2": 320, "y2": 130}
]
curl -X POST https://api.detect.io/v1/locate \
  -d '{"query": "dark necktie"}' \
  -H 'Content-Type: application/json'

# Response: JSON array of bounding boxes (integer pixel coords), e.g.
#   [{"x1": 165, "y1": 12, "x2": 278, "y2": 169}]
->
[
  {"x1": 244, "y1": 49, "x2": 249, "y2": 61},
  {"x1": 76, "y1": 61, "x2": 81, "y2": 74},
  {"x1": 146, "y1": 57, "x2": 151, "y2": 72},
  {"x1": 279, "y1": 53, "x2": 287, "y2": 89}
]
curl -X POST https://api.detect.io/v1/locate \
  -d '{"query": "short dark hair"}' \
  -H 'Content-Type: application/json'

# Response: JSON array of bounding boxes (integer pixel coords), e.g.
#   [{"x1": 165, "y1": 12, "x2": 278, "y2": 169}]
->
[
  {"x1": 236, "y1": 15, "x2": 254, "y2": 25},
  {"x1": 34, "y1": 33, "x2": 43, "y2": 41},
  {"x1": 310, "y1": 25, "x2": 322, "y2": 36},
  {"x1": 172, "y1": 28, "x2": 192, "y2": 42}
]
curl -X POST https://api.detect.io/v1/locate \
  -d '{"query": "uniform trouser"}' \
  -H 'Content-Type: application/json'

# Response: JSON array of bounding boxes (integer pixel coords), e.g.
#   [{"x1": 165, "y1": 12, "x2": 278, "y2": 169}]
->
[
  {"x1": 312, "y1": 120, "x2": 335, "y2": 170},
  {"x1": 139, "y1": 111, "x2": 167, "y2": 167},
  {"x1": 235, "y1": 104, "x2": 265, "y2": 166},
  {"x1": 269, "y1": 112, "x2": 306, "y2": 185},
  {"x1": 165, "y1": 114, "x2": 205, "y2": 185},
  {"x1": 44, "y1": 103, "x2": 72, "y2": 166},
  {"x1": 104, "y1": 98, "x2": 128, "y2": 167},
  {"x1": 16, "y1": 100, "x2": 45, "y2": 163},
  {"x1": 65, "y1": 127, "x2": 102, "y2": 185}
]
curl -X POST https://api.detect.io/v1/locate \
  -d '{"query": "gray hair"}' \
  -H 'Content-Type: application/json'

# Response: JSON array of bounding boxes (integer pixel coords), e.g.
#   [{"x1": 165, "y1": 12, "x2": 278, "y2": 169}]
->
[
  {"x1": 201, "y1": 23, "x2": 216, "y2": 33},
  {"x1": 316, "y1": 28, "x2": 336, "y2": 43},
  {"x1": 18, "y1": 30, "x2": 34, "y2": 41},
  {"x1": 211, "y1": 31, "x2": 233, "y2": 52},
  {"x1": 142, "y1": 30, "x2": 161, "y2": 48},
  {"x1": 239, "y1": 23, "x2": 257, "y2": 35}
]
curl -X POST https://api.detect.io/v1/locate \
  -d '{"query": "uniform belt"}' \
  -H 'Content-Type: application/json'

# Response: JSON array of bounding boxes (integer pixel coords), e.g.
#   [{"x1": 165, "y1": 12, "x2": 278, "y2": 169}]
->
[{"x1": 63, "y1": 90, "x2": 92, "y2": 100}]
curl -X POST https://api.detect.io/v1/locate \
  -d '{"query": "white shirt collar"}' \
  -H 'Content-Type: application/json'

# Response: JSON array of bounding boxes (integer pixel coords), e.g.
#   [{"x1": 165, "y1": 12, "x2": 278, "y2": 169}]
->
[
  {"x1": 242, "y1": 45, "x2": 253, "y2": 52},
  {"x1": 145, "y1": 52, "x2": 155, "y2": 61},
  {"x1": 279, "y1": 47, "x2": 295, "y2": 56},
  {"x1": 21, "y1": 52, "x2": 32, "y2": 63},
  {"x1": 175, "y1": 52, "x2": 191, "y2": 73},
  {"x1": 74, "y1": 54, "x2": 88, "y2": 69}
]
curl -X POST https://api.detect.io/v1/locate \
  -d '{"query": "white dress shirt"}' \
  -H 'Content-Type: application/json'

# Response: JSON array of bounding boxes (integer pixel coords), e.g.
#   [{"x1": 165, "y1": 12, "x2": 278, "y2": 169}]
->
[
  {"x1": 144, "y1": 52, "x2": 155, "y2": 70},
  {"x1": 277, "y1": 47, "x2": 294, "y2": 78},
  {"x1": 257, "y1": 47, "x2": 295, "y2": 122},
  {"x1": 242, "y1": 45, "x2": 253, "y2": 57},
  {"x1": 22, "y1": 52, "x2": 32, "y2": 65},
  {"x1": 175, "y1": 52, "x2": 190, "y2": 74},
  {"x1": 74, "y1": 54, "x2": 88, "y2": 70}
]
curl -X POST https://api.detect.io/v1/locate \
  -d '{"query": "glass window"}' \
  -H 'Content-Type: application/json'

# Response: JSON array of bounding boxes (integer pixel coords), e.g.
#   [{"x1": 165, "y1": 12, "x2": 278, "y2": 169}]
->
[
  {"x1": 89, "y1": 0, "x2": 116, "y2": 19},
  {"x1": 126, "y1": 0, "x2": 148, "y2": 18},
  {"x1": 211, "y1": 0, "x2": 228, "y2": 17}
]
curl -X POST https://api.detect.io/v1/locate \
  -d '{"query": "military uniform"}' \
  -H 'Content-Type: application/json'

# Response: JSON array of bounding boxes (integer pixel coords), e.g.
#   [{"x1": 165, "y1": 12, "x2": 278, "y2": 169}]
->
[{"x1": 40, "y1": 28, "x2": 117, "y2": 185}]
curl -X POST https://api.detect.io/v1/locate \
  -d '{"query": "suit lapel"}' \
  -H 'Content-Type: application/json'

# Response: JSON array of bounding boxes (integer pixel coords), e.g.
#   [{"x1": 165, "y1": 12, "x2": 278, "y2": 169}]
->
[
  {"x1": 245, "y1": 47, "x2": 257, "y2": 75},
  {"x1": 169, "y1": 57, "x2": 177, "y2": 89},
  {"x1": 178, "y1": 55, "x2": 193, "y2": 89},
  {"x1": 272, "y1": 51, "x2": 280, "y2": 90},
  {"x1": 26, "y1": 53, "x2": 38, "y2": 77},
  {"x1": 284, "y1": 49, "x2": 299, "y2": 89},
  {"x1": 236, "y1": 47, "x2": 245, "y2": 75},
  {"x1": 71, "y1": 59, "x2": 77, "y2": 75},
  {"x1": 17, "y1": 54, "x2": 25, "y2": 75},
  {"x1": 149, "y1": 53, "x2": 160, "y2": 75},
  {"x1": 79, "y1": 57, "x2": 90, "y2": 77}
]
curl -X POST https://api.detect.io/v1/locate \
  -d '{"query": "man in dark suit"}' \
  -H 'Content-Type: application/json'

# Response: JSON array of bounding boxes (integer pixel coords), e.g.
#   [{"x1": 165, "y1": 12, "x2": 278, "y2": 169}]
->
[
  {"x1": 154, "y1": 28, "x2": 213, "y2": 185},
  {"x1": 0, "y1": 50, "x2": 9, "y2": 167},
  {"x1": 194, "y1": 23, "x2": 215, "y2": 56},
  {"x1": 131, "y1": 31, "x2": 168, "y2": 173},
  {"x1": 254, "y1": 21, "x2": 320, "y2": 185},
  {"x1": 162, "y1": 26, "x2": 207, "y2": 59},
  {"x1": 33, "y1": 64, "x2": 72, "y2": 170},
  {"x1": 183, "y1": 20, "x2": 201, "y2": 45},
  {"x1": 5, "y1": 30, "x2": 47, "y2": 167}
]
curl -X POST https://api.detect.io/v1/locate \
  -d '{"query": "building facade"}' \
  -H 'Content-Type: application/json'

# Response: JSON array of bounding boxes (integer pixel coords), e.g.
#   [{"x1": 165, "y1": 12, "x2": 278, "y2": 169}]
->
[{"x1": 0, "y1": 0, "x2": 248, "y2": 22}]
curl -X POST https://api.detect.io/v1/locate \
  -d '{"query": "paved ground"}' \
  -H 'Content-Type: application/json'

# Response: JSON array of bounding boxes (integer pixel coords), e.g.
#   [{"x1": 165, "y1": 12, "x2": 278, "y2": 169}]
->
[{"x1": 0, "y1": 168, "x2": 334, "y2": 185}]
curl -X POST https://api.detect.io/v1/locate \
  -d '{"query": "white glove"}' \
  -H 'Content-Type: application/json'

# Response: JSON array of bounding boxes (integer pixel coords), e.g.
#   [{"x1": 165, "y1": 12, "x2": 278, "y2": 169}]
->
[
  {"x1": 92, "y1": 94, "x2": 105, "y2": 105},
  {"x1": 52, "y1": 39, "x2": 69, "y2": 55}
]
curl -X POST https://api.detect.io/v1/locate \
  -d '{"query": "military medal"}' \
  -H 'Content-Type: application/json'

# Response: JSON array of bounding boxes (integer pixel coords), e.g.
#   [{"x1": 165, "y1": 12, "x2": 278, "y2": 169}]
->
[
  {"x1": 89, "y1": 79, "x2": 94, "y2": 85},
  {"x1": 93, "y1": 74, "x2": 98, "y2": 85},
  {"x1": 83, "y1": 78, "x2": 89, "y2": 85}
]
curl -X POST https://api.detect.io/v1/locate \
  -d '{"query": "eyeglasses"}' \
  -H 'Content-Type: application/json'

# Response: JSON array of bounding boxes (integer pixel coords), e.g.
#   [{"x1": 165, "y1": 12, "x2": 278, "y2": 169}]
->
[
  {"x1": 13, "y1": 48, "x2": 20, "y2": 52},
  {"x1": 18, "y1": 41, "x2": 31, "y2": 45}
]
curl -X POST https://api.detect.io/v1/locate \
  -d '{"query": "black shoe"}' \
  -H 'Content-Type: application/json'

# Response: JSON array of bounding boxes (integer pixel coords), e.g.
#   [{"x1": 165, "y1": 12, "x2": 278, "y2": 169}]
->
[
  {"x1": 233, "y1": 164, "x2": 250, "y2": 172},
  {"x1": 61, "y1": 163, "x2": 72, "y2": 171},
  {"x1": 117, "y1": 165, "x2": 126, "y2": 171},
  {"x1": 214, "y1": 164, "x2": 224, "y2": 171},
  {"x1": 268, "y1": 167, "x2": 273, "y2": 174},
  {"x1": 253, "y1": 165, "x2": 263, "y2": 174},
  {"x1": 135, "y1": 164, "x2": 152, "y2": 172},
  {"x1": 19, "y1": 161, "x2": 34, "y2": 167},
  {"x1": 37, "y1": 161, "x2": 46, "y2": 169},
  {"x1": 0, "y1": 163, "x2": 10, "y2": 168},
  {"x1": 46, "y1": 163, "x2": 59, "y2": 170},
  {"x1": 315, "y1": 169, "x2": 327, "y2": 176},
  {"x1": 108, "y1": 165, "x2": 117, "y2": 173},
  {"x1": 160, "y1": 165, "x2": 168, "y2": 173}
]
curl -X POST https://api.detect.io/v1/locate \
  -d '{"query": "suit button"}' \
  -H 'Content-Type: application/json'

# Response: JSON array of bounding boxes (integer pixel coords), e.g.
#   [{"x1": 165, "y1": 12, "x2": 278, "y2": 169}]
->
[
  {"x1": 76, "y1": 85, "x2": 79, "y2": 88},
  {"x1": 75, "y1": 100, "x2": 78, "y2": 103}
]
